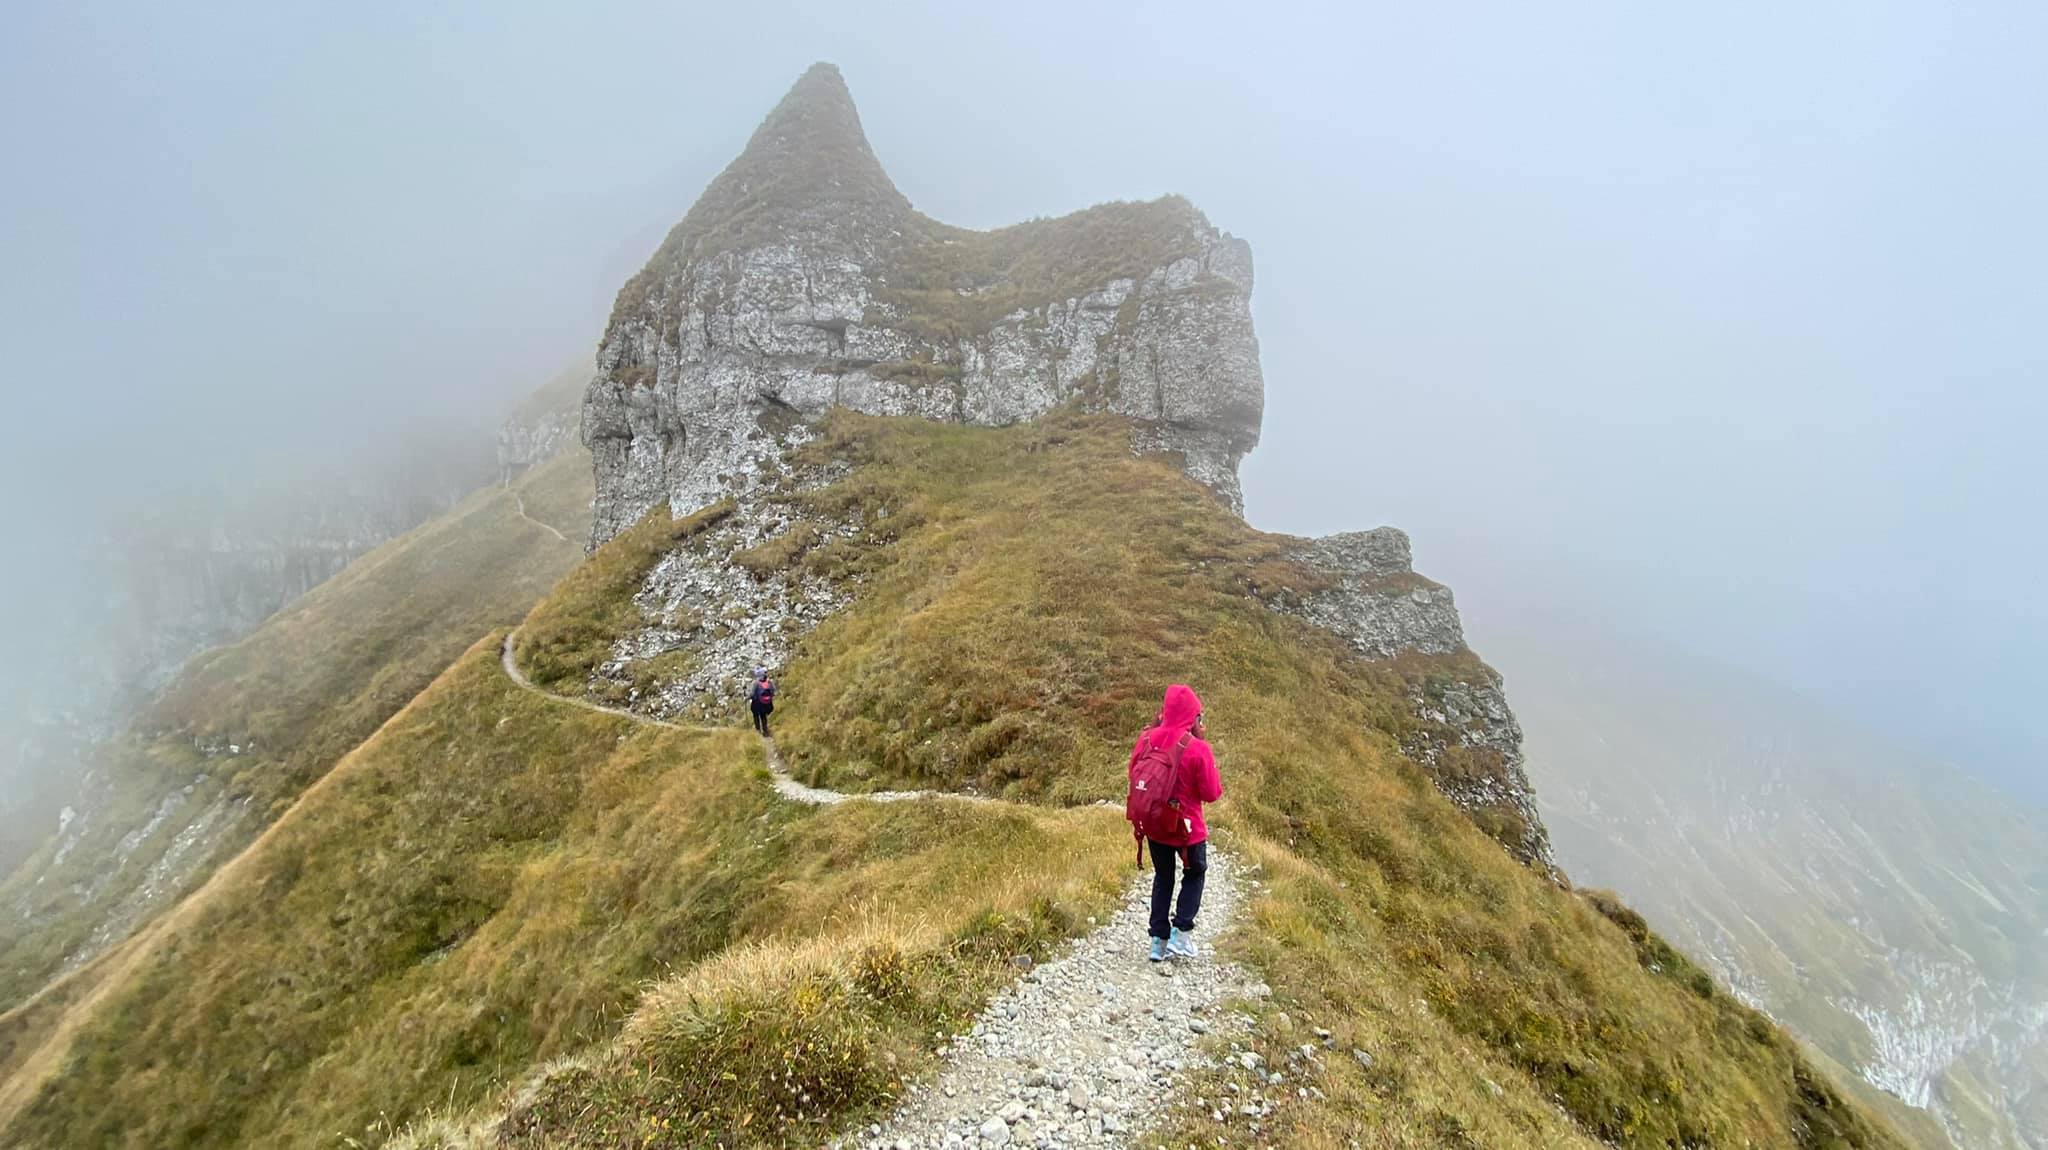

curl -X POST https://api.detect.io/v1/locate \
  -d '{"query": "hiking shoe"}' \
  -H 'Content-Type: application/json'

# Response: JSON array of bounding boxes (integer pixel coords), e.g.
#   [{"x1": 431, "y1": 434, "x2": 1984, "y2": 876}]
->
[
  {"x1": 1148, "y1": 937, "x2": 1169, "y2": 963},
  {"x1": 1167, "y1": 928, "x2": 1197, "y2": 959}
]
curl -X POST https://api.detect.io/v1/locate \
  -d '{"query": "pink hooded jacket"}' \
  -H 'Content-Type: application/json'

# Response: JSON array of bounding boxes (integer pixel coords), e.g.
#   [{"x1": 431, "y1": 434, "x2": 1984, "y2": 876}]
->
[{"x1": 1128, "y1": 684, "x2": 1223, "y2": 845}]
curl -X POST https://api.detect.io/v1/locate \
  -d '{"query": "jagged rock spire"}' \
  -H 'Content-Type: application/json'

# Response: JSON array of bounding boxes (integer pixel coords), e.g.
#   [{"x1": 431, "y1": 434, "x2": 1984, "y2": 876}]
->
[
  {"x1": 588, "y1": 63, "x2": 1266, "y2": 542},
  {"x1": 656, "y1": 63, "x2": 909, "y2": 266},
  {"x1": 718, "y1": 62, "x2": 910, "y2": 222}
]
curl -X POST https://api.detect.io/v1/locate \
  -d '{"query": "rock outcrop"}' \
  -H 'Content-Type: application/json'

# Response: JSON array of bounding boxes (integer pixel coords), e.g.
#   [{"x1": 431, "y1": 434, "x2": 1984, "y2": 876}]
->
[
  {"x1": 1284, "y1": 528, "x2": 1465, "y2": 658},
  {"x1": 1401, "y1": 668, "x2": 1551, "y2": 867},
  {"x1": 583, "y1": 63, "x2": 1263, "y2": 544},
  {"x1": 603, "y1": 431, "x2": 861, "y2": 722},
  {"x1": 499, "y1": 367, "x2": 588, "y2": 482},
  {"x1": 1267, "y1": 527, "x2": 1552, "y2": 866}
]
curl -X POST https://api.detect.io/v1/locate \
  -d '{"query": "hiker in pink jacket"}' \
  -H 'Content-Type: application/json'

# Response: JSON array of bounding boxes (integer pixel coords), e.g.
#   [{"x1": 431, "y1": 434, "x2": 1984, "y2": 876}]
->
[{"x1": 1125, "y1": 683, "x2": 1223, "y2": 962}]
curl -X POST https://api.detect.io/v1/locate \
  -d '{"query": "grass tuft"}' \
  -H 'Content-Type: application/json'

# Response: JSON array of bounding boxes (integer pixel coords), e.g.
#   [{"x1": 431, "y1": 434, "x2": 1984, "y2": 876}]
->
[{"x1": 734, "y1": 521, "x2": 825, "y2": 578}]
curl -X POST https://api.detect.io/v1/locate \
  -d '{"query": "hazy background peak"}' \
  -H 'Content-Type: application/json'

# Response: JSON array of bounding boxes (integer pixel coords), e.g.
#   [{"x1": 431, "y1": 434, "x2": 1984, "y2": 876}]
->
[{"x1": 3, "y1": 0, "x2": 2042, "y2": 799}]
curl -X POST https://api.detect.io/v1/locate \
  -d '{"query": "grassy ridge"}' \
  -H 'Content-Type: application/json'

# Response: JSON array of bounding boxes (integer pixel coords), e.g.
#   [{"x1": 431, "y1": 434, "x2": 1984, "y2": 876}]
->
[
  {"x1": 874, "y1": 198, "x2": 1208, "y2": 345},
  {"x1": 750, "y1": 413, "x2": 1904, "y2": 1148},
  {"x1": 149, "y1": 449, "x2": 594, "y2": 811},
  {"x1": 10, "y1": 638, "x2": 741, "y2": 1145},
  {"x1": 4, "y1": 414, "x2": 1904, "y2": 1149},
  {"x1": 766, "y1": 416, "x2": 1481, "y2": 813},
  {"x1": 0, "y1": 450, "x2": 592, "y2": 1014}
]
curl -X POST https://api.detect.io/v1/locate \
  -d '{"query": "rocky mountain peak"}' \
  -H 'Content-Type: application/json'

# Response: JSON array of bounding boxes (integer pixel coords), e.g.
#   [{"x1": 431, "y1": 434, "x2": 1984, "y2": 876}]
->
[
  {"x1": 690, "y1": 64, "x2": 908, "y2": 232},
  {"x1": 728, "y1": 61, "x2": 907, "y2": 221},
  {"x1": 606, "y1": 63, "x2": 908, "y2": 340},
  {"x1": 585, "y1": 65, "x2": 1265, "y2": 542}
]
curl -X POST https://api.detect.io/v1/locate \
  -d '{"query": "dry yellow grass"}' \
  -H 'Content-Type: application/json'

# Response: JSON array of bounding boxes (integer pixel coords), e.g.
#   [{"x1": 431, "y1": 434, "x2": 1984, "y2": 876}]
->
[
  {"x1": 4, "y1": 624, "x2": 1128, "y2": 1148},
  {"x1": 2, "y1": 414, "x2": 1906, "y2": 1150}
]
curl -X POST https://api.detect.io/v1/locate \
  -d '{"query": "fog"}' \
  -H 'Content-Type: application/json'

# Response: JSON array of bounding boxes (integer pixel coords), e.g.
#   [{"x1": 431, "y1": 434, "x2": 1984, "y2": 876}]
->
[{"x1": 4, "y1": 2, "x2": 2042, "y2": 800}]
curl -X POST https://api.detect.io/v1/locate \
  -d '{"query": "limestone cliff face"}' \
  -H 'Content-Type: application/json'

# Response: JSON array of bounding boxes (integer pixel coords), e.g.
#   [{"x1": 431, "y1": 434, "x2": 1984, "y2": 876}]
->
[
  {"x1": 499, "y1": 367, "x2": 588, "y2": 483},
  {"x1": 499, "y1": 411, "x2": 578, "y2": 484},
  {"x1": 583, "y1": 64, "x2": 1263, "y2": 543}
]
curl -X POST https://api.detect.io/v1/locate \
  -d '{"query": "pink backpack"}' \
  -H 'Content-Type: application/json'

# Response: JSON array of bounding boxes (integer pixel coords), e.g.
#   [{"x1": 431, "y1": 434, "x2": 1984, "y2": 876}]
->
[{"x1": 1126, "y1": 732, "x2": 1192, "y2": 860}]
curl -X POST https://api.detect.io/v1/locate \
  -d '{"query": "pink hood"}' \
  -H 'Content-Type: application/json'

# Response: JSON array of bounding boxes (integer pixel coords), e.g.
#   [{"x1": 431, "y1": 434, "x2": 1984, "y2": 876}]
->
[{"x1": 1146, "y1": 684, "x2": 1203, "y2": 752}]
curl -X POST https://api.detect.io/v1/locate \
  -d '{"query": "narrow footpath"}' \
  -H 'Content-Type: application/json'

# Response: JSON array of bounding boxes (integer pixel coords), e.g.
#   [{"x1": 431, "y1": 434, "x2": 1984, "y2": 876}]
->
[
  {"x1": 856, "y1": 853, "x2": 1265, "y2": 1150},
  {"x1": 498, "y1": 631, "x2": 954, "y2": 805},
  {"x1": 508, "y1": 488, "x2": 570, "y2": 543},
  {"x1": 498, "y1": 628, "x2": 1263, "y2": 1149}
]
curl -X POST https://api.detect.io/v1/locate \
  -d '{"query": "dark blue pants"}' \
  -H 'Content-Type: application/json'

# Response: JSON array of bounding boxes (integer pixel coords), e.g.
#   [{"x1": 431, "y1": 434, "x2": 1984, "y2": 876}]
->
[
  {"x1": 750, "y1": 702, "x2": 772, "y2": 735},
  {"x1": 1148, "y1": 839, "x2": 1208, "y2": 940}
]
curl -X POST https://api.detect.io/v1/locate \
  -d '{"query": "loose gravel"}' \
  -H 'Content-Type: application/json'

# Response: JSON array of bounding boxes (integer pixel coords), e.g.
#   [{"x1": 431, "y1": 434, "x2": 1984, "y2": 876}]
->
[{"x1": 851, "y1": 851, "x2": 1269, "y2": 1150}]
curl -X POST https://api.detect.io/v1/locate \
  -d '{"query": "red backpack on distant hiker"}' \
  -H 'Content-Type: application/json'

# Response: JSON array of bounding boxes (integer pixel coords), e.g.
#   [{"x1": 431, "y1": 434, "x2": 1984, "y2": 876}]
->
[{"x1": 1126, "y1": 731, "x2": 1193, "y2": 860}]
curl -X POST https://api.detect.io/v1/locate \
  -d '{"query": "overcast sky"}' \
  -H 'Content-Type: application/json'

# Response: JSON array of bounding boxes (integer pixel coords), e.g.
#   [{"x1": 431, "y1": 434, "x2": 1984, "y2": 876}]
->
[{"x1": 3, "y1": 1, "x2": 2042, "y2": 798}]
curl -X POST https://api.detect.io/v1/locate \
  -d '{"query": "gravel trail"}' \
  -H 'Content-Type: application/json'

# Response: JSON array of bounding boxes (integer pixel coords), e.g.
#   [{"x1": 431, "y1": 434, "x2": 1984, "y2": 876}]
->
[
  {"x1": 500, "y1": 631, "x2": 692, "y2": 726},
  {"x1": 853, "y1": 851, "x2": 1264, "y2": 1150}
]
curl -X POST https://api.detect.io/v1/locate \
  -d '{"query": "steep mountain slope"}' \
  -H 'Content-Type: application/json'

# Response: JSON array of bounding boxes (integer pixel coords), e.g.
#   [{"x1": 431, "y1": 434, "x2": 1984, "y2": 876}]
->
[
  {"x1": 0, "y1": 406, "x2": 518, "y2": 882},
  {"x1": 4, "y1": 628, "x2": 1131, "y2": 1148},
  {"x1": 4, "y1": 414, "x2": 1903, "y2": 1150},
  {"x1": 0, "y1": 438, "x2": 592, "y2": 1016},
  {"x1": 1484, "y1": 624, "x2": 2048, "y2": 1150},
  {"x1": 89, "y1": 429, "x2": 502, "y2": 696},
  {"x1": 0, "y1": 725, "x2": 89, "y2": 880}
]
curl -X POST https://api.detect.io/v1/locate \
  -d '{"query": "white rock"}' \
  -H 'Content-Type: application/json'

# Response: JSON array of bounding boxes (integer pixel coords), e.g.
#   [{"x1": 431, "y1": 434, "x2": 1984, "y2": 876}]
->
[{"x1": 584, "y1": 80, "x2": 1265, "y2": 549}]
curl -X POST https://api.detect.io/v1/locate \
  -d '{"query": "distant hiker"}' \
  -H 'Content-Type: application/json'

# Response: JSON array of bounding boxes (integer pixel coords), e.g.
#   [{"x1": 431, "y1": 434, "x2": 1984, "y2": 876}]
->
[
  {"x1": 748, "y1": 667, "x2": 776, "y2": 736},
  {"x1": 1125, "y1": 684, "x2": 1223, "y2": 962}
]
